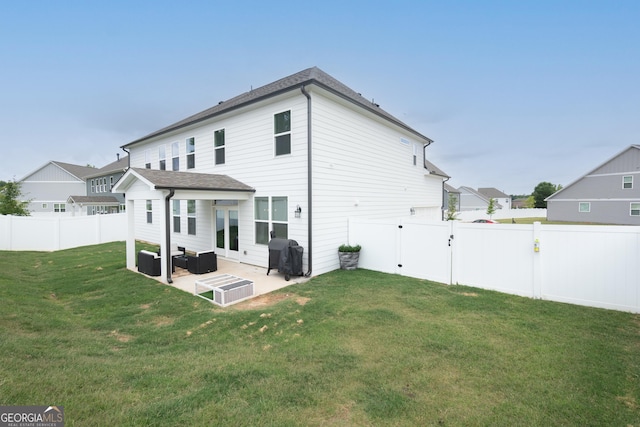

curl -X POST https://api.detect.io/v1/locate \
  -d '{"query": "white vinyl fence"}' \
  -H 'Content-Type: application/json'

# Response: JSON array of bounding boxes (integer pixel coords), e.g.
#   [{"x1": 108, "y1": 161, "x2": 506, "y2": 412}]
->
[
  {"x1": 0, "y1": 214, "x2": 127, "y2": 251},
  {"x1": 349, "y1": 218, "x2": 640, "y2": 313},
  {"x1": 455, "y1": 208, "x2": 547, "y2": 222}
]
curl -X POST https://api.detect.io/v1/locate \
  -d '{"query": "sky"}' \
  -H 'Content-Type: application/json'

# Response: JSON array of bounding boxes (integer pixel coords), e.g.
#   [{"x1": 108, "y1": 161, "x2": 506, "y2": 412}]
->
[{"x1": 1, "y1": 1, "x2": 638, "y2": 195}]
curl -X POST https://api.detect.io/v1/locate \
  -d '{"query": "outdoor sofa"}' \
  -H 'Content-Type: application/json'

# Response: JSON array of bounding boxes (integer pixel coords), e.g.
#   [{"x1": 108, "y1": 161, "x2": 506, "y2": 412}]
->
[
  {"x1": 187, "y1": 250, "x2": 217, "y2": 274},
  {"x1": 137, "y1": 250, "x2": 161, "y2": 276}
]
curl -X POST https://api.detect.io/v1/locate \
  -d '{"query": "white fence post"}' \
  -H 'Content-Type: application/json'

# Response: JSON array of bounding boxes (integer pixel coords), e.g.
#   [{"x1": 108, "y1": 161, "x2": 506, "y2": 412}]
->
[{"x1": 532, "y1": 221, "x2": 542, "y2": 299}]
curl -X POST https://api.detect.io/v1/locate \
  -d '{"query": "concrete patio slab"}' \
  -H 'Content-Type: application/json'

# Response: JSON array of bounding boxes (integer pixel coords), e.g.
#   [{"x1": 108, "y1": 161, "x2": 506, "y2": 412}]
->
[{"x1": 164, "y1": 257, "x2": 310, "y2": 304}]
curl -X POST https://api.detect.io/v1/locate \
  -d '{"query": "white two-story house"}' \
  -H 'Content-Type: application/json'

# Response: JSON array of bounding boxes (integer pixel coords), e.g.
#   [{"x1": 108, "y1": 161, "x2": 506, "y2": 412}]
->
[{"x1": 114, "y1": 67, "x2": 449, "y2": 282}]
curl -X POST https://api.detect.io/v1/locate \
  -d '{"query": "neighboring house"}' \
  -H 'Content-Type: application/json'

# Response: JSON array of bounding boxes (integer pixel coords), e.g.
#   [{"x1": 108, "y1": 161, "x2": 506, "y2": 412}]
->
[
  {"x1": 478, "y1": 187, "x2": 511, "y2": 210},
  {"x1": 67, "y1": 155, "x2": 129, "y2": 216},
  {"x1": 458, "y1": 186, "x2": 503, "y2": 212},
  {"x1": 546, "y1": 145, "x2": 640, "y2": 225},
  {"x1": 444, "y1": 183, "x2": 460, "y2": 216},
  {"x1": 113, "y1": 66, "x2": 449, "y2": 282},
  {"x1": 19, "y1": 161, "x2": 98, "y2": 216}
]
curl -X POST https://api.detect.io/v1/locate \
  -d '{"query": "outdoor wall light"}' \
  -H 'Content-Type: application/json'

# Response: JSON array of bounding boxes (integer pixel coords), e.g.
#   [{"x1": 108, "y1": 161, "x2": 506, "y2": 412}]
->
[{"x1": 295, "y1": 205, "x2": 302, "y2": 218}]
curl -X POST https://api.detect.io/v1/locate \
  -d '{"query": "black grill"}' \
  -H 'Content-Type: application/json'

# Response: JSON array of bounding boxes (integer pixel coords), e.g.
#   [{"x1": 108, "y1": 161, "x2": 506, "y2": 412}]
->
[{"x1": 267, "y1": 237, "x2": 304, "y2": 281}]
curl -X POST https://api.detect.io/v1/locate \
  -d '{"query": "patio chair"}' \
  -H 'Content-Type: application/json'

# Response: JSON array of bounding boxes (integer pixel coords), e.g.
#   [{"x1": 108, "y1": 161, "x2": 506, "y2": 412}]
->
[
  {"x1": 138, "y1": 250, "x2": 161, "y2": 276},
  {"x1": 187, "y1": 250, "x2": 217, "y2": 274}
]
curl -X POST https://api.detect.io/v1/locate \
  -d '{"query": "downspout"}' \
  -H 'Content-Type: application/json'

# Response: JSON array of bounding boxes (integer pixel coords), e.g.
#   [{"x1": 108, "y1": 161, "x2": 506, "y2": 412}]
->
[
  {"x1": 165, "y1": 189, "x2": 175, "y2": 283},
  {"x1": 121, "y1": 147, "x2": 131, "y2": 168},
  {"x1": 442, "y1": 176, "x2": 450, "y2": 221},
  {"x1": 301, "y1": 85, "x2": 312, "y2": 277}
]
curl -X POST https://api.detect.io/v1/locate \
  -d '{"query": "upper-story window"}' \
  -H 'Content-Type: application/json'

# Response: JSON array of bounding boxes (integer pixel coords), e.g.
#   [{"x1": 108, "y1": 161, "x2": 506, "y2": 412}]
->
[
  {"x1": 623, "y1": 176, "x2": 633, "y2": 189},
  {"x1": 159, "y1": 146, "x2": 166, "y2": 170},
  {"x1": 186, "y1": 137, "x2": 195, "y2": 169},
  {"x1": 631, "y1": 202, "x2": 640, "y2": 216},
  {"x1": 274, "y1": 110, "x2": 291, "y2": 156},
  {"x1": 90, "y1": 179, "x2": 95, "y2": 193},
  {"x1": 172, "y1": 142, "x2": 180, "y2": 171},
  {"x1": 145, "y1": 150, "x2": 151, "y2": 169},
  {"x1": 214, "y1": 129, "x2": 225, "y2": 165},
  {"x1": 110, "y1": 176, "x2": 114, "y2": 191}
]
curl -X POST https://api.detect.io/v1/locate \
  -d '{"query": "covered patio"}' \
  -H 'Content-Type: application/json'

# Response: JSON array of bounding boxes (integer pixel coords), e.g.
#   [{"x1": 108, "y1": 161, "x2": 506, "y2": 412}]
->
[{"x1": 158, "y1": 256, "x2": 309, "y2": 305}]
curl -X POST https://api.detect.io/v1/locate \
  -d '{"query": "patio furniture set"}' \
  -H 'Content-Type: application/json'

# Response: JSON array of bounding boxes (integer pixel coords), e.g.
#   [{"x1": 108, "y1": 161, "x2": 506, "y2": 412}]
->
[{"x1": 137, "y1": 246, "x2": 217, "y2": 277}]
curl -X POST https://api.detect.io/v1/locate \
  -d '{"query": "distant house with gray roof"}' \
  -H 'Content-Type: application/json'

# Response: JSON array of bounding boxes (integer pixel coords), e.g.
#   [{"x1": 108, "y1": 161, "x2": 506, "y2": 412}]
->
[
  {"x1": 546, "y1": 145, "x2": 640, "y2": 225},
  {"x1": 67, "y1": 155, "x2": 129, "y2": 215},
  {"x1": 113, "y1": 66, "x2": 449, "y2": 282},
  {"x1": 18, "y1": 161, "x2": 98, "y2": 215},
  {"x1": 478, "y1": 187, "x2": 511, "y2": 210}
]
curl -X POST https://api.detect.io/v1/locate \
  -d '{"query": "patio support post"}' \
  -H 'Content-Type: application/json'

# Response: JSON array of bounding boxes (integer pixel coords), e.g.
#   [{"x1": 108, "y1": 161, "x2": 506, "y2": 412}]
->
[
  {"x1": 125, "y1": 198, "x2": 136, "y2": 270},
  {"x1": 164, "y1": 189, "x2": 175, "y2": 283}
]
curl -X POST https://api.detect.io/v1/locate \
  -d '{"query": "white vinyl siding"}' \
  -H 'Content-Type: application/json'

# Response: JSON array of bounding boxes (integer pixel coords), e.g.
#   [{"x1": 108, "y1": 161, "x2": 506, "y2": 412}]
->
[{"x1": 123, "y1": 88, "x2": 444, "y2": 272}]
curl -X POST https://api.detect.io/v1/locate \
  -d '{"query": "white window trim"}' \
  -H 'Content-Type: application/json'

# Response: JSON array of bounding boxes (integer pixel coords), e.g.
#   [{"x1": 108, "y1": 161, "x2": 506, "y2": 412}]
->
[
  {"x1": 578, "y1": 202, "x2": 591, "y2": 213},
  {"x1": 623, "y1": 175, "x2": 633, "y2": 189},
  {"x1": 214, "y1": 128, "x2": 225, "y2": 165},
  {"x1": 274, "y1": 110, "x2": 292, "y2": 157},
  {"x1": 172, "y1": 142, "x2": 180, "y2": 171},
  {"x1": 186, "y1": 137, "x2": 196, "y2": 169}
]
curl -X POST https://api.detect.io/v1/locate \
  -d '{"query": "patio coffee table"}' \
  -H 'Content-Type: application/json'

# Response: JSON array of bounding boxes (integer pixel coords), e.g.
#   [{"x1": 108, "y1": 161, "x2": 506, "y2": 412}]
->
[{"x1": 194, "y1": 274, "x2": 254, "y2": 307}]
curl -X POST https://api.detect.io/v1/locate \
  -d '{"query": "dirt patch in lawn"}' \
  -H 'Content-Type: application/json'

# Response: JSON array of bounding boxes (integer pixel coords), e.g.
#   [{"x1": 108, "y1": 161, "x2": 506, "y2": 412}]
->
[{"x1": 234, "y1": 293, "x2": 310, "y2": 310}]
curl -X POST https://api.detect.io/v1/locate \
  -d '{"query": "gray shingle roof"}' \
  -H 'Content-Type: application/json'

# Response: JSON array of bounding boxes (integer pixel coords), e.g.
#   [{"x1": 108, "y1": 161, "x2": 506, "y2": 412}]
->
[
  {"x1": 478, "y1": 187, "x2": 509, "y2": 199},
  {"x1": 67, "y1": 195, "x2": 120, "y2": 205},
  {"x1": 51, "y1": 161, "x2": 99, "y2": 180},
  {"x1": 124, "y1": 67, "x2": 433, "y2": 147},
  {"x1": 131, "y1": 168, "x2": 255, "y2": 192}
]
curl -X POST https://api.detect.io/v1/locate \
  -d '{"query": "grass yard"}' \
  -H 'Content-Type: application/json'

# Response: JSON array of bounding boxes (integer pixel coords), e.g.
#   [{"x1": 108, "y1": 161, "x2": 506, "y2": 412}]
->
[{"x1": 1, "y1": 242, "x2": 639, "y2": 426}]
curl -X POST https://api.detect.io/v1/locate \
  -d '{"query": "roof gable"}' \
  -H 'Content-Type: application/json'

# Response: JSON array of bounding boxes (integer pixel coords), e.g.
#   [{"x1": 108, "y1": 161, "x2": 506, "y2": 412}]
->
[
  {"x1": 547, "y1": 145, "x2": 640, "y2": 200},
  {"x1": 113, "y1": 168, "x2": 255, "y2": 193},
  {"x1": 20, "y1": 161, "x2": 97, "y2": 182},
  {"x1": 123, "y1": 67, "x2": 433, "y2": 147}
]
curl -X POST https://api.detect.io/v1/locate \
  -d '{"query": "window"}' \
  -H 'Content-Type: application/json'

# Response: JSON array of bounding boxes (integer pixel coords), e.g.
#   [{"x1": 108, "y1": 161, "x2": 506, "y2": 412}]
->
[
  {"x1": 214, "y1": 129, "x2": 225, "y2": 165},
  {"x1": 146, "y1": 200, "x2": 153, "y2": 223},
  {"x1": 579, "y1": 202, "x2": 591, "y2": 213},
  {"x1": 623, "y1": 176, "x2": 633, "y2": 189},
  {"x1": 631, "y1": 203, "x2": 640, "y2": 216},
  {"x1": 54, "y1": 203, "x2": 66, "y2": 213},
  {"x1": 254, "y1": 196, "x2": 288, "y2": 244},
  {"x1": 413, "y1": 143, "x2": 418, "y2": 166},
  {"x1": 274, "y1": 110, "x2": 291, "y2": 156},
  {"x1": 159, "y1": 146, "x2": 166, "y2": 170},
  {"x1": 110, "y1": 176, "x2": 114, "y2": 191},
  {"x1": 187, "y1": 200, "x2": 196, "y2": 235},
  {"x1": 172, "y1": 142, "x2": 179, "y2": 171},
  {"x1": 145, "y1": 150, "x2": 151, "y2": 169},
  {"x1": 90, "y1": 179, "x2": 95, "y2": 193},
  {"x1": 173, "y1": 200, "x2": 181, "y2": 233},
  {"x1": 119, "y1": 204, "x2": 126, "y2": 212},
  {"x1": 186, "y1": 137, "x2": 195, "y2": 169},
  {"x1": 42, "y1": 203, "x2": 48, "y2": 209}
]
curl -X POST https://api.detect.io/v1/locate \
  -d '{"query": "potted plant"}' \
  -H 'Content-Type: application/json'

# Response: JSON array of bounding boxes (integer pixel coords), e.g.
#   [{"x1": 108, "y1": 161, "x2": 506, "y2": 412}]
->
[{"x1": 338, "y1": 244, "x2": 361, "y2": 270}]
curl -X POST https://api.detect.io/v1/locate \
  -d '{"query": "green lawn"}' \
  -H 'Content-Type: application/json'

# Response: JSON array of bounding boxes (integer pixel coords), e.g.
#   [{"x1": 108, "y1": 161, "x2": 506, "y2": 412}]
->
[{"x1": 1, "y1": 242, "x2": 639, "y2": 426}]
